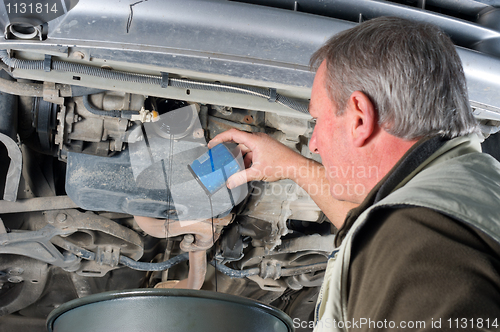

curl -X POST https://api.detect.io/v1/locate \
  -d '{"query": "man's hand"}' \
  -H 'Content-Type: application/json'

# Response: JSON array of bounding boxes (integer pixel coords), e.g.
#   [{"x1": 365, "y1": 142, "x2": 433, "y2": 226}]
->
[
  {"x1": 208, "y1": 128, "x2": 358, "y2": 228},
  {"x1": 208, "y1": 128, "x2": 303, "y2": 189}
]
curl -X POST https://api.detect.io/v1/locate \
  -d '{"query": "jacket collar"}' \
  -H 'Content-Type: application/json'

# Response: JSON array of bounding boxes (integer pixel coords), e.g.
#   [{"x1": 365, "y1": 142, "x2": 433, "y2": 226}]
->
[{"x1": 335, "y1": 134, "x2": 481, "y2": 247}]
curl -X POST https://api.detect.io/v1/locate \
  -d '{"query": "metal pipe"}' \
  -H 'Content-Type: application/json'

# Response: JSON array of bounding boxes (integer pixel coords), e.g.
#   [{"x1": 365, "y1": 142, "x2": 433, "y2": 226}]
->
[
  {"x1": 0, "y1": 74, "x2": 74, "y2": 97},
  {"x1": 173, "y1": 251, "x2": 206, "y2": 290},
  {"x1": 0, "y1": 70, "x2": 18, "y2": 139},
  {"x1": 161, "y1": 240, "x2": 174, "y2": 281},
  {"x1": 133, "y1": 215, "x2": 232, "y2": 251},
  {"x1": 209, "y1": 260, "x2": 327, "y2": 278},
  {"x1": 0, "y1": 74, "x2": 43, "y2": 97},
  {"x1": 133, "y1": 215, "x2": 232, "y2": 289},
  {"x1": 0, "y1": 196, "x2": 79, "y2": 214}
]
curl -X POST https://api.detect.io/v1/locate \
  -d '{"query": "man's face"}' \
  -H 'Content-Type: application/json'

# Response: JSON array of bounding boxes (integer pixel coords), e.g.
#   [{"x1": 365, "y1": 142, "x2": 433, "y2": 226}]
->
[{"x1": 308, "y1": 61, "x2": 360, "y2": 202}]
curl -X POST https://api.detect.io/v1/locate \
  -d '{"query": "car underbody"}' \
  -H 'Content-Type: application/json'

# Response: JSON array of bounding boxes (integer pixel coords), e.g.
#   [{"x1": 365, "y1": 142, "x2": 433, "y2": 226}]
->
[{"x1": 1, "y1": 1, "x2": 500, "y2": 331}]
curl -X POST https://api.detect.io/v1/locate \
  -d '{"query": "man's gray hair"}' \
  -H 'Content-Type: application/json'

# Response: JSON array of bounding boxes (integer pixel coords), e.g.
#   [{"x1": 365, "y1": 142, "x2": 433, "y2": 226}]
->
[{"x1": 310, "y1": 17, "x2": 479, "y2": 140}]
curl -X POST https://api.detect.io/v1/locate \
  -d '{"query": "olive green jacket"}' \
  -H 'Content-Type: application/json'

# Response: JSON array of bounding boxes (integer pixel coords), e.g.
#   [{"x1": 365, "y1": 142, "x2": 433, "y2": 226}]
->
[{"x1": 314, "y1": 135, "x2": 500, "y2": 332}]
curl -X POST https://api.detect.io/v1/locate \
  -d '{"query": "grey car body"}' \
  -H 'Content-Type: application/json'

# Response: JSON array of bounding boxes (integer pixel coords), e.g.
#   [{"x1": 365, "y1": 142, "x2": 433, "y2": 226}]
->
[{"x1": 1, "y1": 1, "x2": 500, "y2": 331}]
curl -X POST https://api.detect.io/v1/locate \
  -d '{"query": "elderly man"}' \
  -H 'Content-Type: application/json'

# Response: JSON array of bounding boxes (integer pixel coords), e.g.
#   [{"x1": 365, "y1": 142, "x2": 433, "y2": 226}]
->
[{"x1": 209, "y1": 17, "x2": 500, "y2": 331}]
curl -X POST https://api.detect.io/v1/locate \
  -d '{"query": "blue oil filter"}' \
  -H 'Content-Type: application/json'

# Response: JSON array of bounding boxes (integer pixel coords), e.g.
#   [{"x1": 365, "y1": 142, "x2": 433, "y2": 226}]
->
[{"x1": 188, "y1": 143, "x2": 243, "y2": 196}]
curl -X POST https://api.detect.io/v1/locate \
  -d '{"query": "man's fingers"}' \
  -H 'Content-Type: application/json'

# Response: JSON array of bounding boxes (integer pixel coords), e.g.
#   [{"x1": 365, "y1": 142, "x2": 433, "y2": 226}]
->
[
  {"x1": 243, "y1": 152, "x2": 253, "y2": 168},
  {"x1": 237, "y1": 143, "x2": 251, "y2": 154},
  {"x1": 208, "y1": 129, "x2": 257, "y2": 150},
  {"x1": 227, "y1": 168, "x2": 259, "y2": 189}
]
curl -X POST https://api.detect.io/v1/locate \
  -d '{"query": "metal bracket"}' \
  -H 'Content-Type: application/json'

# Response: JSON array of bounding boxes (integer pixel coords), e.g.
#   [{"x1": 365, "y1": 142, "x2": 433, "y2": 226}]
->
[
  {"x1": 43, "y1": 82, "x2": 64, "y2": 104},
  {"x1": 44, "y1": 210, "x2": 143, "y2": 261},
  {"x1": 0, "y1": 217, "x2": 7, "y2": 234},
  {"x1": 95, "y1": 246, "x2": 121, "y2": 267},
  {"x1": 260, "y1": 259, "x2": 282, "y2": 280},
  {"x1": 0, "y1": 256, "x2": 49, "y2": 316},
  {"x1": 0, "y1": 132, "x2": 22, "y2": 202},
  {"x1": 247, "y1": 275, "x2": 287, "y2": 292},
  {"x1": 0, "y1": 224, "x2": 81, "y2": 270},
  {"x1": 0, "y1": 210, "x2": 144, "y2": 277}
]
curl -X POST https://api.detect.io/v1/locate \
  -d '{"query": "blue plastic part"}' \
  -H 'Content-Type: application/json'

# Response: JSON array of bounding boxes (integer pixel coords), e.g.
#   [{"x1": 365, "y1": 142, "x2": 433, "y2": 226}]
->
[{"x1": 189, "y1": 144, "x2": 242, "y2": 196}]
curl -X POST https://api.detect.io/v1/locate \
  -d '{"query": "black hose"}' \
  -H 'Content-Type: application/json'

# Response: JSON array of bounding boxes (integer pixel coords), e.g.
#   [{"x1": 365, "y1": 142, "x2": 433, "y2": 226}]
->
[
  {"x1": 210, "y1": 261, "x2": 260, "y2": 277},
  {"x1": 82, "y1": 94, "x2": 138, "y2": 119},
  {"x1": 54, "y1": 234, "x2": 327, "y2": 276},
  {"x1": 70, "y1": 87, "x2": 106, "y2": 97},
  {"x1": 119, "y1": 252, "x2": 189, "y2": 271},
  {"x1": 52, "y1": 235, "x2": 189, "y2": 271},
  {"x1": 0, "y1": 50, "x2": 309, "y2": 114}
]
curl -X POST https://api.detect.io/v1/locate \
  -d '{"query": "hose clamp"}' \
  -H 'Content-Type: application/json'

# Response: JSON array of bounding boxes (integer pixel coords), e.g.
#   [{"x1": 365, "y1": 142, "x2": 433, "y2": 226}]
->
[{"x1": 268, "y1": 88, "x2": 277, "y2": 103}]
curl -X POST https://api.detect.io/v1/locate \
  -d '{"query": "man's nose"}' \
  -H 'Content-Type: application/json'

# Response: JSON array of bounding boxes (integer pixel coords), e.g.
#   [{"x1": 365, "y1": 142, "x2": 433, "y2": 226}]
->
[{"x1": 309, "y1": 131, "x2": 319, "y2": 154}]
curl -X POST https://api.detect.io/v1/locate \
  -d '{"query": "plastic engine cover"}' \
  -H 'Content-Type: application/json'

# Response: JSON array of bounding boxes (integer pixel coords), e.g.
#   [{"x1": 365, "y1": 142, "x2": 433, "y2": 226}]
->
[{"x1": 65, "y1": 145, "x2": 245, "y2": 220}]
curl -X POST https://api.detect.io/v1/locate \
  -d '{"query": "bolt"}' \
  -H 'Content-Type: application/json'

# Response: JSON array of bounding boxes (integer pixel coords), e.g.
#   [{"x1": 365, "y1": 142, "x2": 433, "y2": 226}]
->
[
  {"x1": 56, "y1": 213, "x2": 67, "y2": 223},
  {"x1": 71, "y1": 51, "x2": 85, "y2": 60},
  {"x1": 8, "y1": 268, "x2": 23, "y2": 276},
  {"x1": 192, "y1": 128, "x2": 204, "y2": 139},
  {"x1": 213, "y1": 105, "x2": 232, "y2": 116},
  {"x1": 166, "y1": 209, "x2": 177, "y2": 217},
  {"x1": 183, "y1": 234, "x2": 195, "y2": 244},
  {"x1": 8, "y1": 276, "x2": 23, "y2": 283},
  {"x1": 243, "y1": 115, "x2": 254, "y2": 124}
]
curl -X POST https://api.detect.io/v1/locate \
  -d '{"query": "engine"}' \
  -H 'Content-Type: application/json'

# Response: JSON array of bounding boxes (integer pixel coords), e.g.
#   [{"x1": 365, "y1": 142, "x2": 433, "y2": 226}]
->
[{"x1": 0, "y1": 85, "x2": 331, "y2": 330}]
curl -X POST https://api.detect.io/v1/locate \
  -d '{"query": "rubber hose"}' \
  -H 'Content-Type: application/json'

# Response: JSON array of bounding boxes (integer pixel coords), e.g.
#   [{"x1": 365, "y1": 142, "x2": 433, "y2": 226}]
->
[
  {"x1": 209, "y1": 261, "x2": 260, "y2": 278},
  {"x1": 119, "y1": 252, "x2": 189, "y2": 271},
  {"x1": 0, "y1": 50, "x2": 309, "y2": 114},
  {"x1": 52, "y1": 237, "x2": 188, "y2": 271},
  {"x1": 69, "y1": 87, "x2": 106, "y2": 97},
  {"x1": 82, "y1": 94, "x2": 138, "y2": 119}
]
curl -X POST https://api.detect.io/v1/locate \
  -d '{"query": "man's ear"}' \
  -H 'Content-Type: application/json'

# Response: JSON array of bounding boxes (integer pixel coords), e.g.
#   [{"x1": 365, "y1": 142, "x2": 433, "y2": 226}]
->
[{"x1": 347, "y1": 91, "x2": 377, "y2": 147}]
